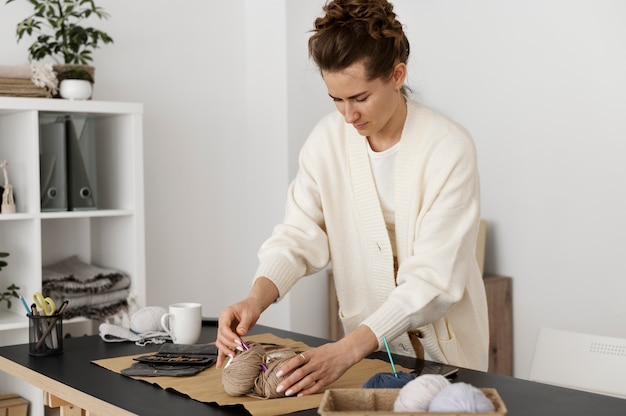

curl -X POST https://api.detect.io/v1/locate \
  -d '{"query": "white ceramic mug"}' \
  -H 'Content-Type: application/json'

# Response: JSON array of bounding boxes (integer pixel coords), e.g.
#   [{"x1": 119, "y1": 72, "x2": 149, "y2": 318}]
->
[{"x1": 160, "y1": 302, "x2": 202, "y2": 344}]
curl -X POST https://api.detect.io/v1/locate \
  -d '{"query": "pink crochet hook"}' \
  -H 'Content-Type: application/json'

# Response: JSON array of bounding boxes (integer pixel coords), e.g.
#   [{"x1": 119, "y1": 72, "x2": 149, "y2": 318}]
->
[{"x1": 240, "y1": 338, "x2": 268, "y2": 372}]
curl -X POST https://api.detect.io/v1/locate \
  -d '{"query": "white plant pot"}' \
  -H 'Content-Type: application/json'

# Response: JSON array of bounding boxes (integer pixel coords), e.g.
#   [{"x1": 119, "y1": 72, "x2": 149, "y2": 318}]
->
[{"x1": 59, "y1": 79, "x2": 92, "y2": 100}]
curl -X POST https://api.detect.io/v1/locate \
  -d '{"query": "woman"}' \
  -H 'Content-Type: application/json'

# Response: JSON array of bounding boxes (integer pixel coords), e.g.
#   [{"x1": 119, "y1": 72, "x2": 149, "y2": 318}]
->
[{"x1": 216, "y1": 0, "x2": 489, "y2": 397}]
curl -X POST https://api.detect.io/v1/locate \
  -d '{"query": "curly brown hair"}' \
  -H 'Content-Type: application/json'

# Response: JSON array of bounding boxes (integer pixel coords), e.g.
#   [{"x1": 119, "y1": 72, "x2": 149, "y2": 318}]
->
[{"x1": 308, "y1": 0, "x2": 409, "y2": 81}]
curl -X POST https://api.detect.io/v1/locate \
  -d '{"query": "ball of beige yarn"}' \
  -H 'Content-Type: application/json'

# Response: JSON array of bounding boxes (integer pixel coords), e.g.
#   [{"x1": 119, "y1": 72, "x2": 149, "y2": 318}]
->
[
  {"x1": 222, "y1": 345, "x2": 266, "y2": 396},
  {"x1": 253, "y1": 350, "x2": 297, "y2": 398}
]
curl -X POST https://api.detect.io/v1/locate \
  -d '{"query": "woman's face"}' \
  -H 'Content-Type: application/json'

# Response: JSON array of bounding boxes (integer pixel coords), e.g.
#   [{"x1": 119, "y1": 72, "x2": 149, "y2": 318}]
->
[{"x1": 322, "y1": 61, "x2": 406, "y2": 144}]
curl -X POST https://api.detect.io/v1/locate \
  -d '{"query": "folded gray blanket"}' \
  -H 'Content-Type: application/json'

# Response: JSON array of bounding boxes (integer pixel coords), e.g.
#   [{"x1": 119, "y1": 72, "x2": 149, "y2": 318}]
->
[
  {"x1": 43, "y1": 255, "x2": 127, "y2": 283},
  {"x1": 42, "y1": 256, "x2": 131, "y2": 320},
  {"x1": 48, "y1": 289, "x2": 131, "y2": 319}
]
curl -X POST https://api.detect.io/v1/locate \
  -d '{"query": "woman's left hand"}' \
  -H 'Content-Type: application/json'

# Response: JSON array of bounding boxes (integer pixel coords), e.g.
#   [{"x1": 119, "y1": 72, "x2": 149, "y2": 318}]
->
[{"x1": 275, "y1": 325, "x2": 379, "y2": 396}]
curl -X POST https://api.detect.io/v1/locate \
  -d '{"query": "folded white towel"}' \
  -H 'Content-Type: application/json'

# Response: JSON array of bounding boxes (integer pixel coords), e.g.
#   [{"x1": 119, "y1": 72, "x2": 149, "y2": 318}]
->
[
  {"x1": 99, "y1": 323, "x2": 171, "y2": 346},
  {"x1": 99, "y1": 305, "x2": 172, "y2": 346}
]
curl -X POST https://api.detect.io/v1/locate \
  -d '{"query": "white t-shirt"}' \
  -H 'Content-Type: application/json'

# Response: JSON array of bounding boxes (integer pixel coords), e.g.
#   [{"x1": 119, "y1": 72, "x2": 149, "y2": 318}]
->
[{"x1": 367, "y1": 140, "x2": 400, "y2": 255}]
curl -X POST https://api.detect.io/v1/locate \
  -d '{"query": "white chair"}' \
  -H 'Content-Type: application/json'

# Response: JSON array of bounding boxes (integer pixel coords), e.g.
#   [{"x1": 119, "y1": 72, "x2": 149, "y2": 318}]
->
[{"x1": 529, "y1": 327, "x2": 626, "y2": 398}]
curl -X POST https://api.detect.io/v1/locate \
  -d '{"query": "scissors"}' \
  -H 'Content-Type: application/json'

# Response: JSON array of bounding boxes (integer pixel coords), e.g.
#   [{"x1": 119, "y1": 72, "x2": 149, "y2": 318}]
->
[{"x1": 33, "y1": 292, "x2": 56, "y2": 316}]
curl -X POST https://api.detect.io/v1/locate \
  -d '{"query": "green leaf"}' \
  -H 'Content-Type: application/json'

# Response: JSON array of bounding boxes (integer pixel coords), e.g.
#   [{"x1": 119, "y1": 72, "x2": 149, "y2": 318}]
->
[
  {"x1": 6, "y1": 0, "x2": 113, "y2": 64},
  {"x1": 0, "y1": 283, "x2": 19, "y2": 309}
]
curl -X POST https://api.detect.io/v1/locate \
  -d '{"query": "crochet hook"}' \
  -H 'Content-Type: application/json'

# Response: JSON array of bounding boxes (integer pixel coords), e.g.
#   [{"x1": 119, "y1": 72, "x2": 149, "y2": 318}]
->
[
  {"x1": 383, "y1": 336, "x2": 398, "y2": 378},
  {"x1": 240, "y1": 338, "x2": 268, "y2": 372}
]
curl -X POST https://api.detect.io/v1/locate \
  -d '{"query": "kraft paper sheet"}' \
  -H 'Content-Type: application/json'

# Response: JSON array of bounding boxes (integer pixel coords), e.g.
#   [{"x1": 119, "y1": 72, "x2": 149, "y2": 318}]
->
[{"x1": 92, "y1": 333, "x2": 411, "y2": 416}]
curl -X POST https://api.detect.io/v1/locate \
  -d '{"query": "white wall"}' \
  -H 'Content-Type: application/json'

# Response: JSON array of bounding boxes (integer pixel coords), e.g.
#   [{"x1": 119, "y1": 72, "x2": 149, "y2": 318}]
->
[
  {"x1": 1, "y1": 1, "x2": 625, "y2": 380},
  {"x1": 391, "y1": 0, "x2": 626, "y2": 379},
  {"x1": 0, "y1": 0, "x2": 295, "y2": 327},
  {"x1": 285, "y1": 0, "x2": 334, "y2": 339}
]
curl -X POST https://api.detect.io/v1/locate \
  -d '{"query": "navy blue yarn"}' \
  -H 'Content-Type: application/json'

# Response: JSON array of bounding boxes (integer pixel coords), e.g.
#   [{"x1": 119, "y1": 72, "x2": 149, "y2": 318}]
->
[{"x1": 362, "y1": 371, "x2": 416, "y2": 388}]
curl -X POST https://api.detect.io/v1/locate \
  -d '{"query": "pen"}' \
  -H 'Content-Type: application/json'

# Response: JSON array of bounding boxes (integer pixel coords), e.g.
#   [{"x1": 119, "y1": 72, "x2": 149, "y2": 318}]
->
[
  {"x1": 31, "y1": 303, "x2": 41, "y2": 335},
  {"x1": 19, "y1": 294, "x2": 31, "y2": 315},
  {"x1": 55, "y1": 300, "x2": 69, "y2": 315},
  {"x1": 240, "y1": 338, "x2": 268, "y2": 372},
  {"x1": 383, "y1": 336, "x2": 398, "y2": 378},
  {"x1": 31, "y1": 303, "x2": 50, "y2": 348}
]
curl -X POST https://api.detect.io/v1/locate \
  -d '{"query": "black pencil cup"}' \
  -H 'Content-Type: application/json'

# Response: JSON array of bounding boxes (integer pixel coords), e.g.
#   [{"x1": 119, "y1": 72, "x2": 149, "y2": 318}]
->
[{"x1": 28, "y1": 314, "x2": 63, "y2": 356}]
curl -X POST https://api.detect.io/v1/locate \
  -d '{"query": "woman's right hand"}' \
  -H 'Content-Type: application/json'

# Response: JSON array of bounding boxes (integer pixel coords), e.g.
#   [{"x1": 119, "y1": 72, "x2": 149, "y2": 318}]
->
[
  {"x1": 215, "y1": 277, "x2": 279, "y2": 368},
  {"x1": 215, "y1": 298, "x2": 261, "y2": 368}
]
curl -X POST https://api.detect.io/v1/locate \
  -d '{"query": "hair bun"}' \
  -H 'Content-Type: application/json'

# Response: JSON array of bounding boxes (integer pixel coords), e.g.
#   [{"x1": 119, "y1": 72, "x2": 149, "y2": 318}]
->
[
  {"x1": 309, "y1": 0, "x2": 409, "y2": 77},
  {"x1": 318, "y1": 0, "x2": 402, "y2": 40}
]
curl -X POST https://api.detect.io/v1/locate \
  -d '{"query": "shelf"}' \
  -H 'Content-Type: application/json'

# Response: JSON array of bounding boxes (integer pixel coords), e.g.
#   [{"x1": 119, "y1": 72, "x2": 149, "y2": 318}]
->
[
  {"x1": 0, "y1": 97, "x2": 141, "y2": 116},
  {"x1": 0, "y1": 310, "x2": 28, "y2": 331},
  {"x1": 0, "y1": 97, "x2": 145, "y2": 415},
  {"x1": 0, "y1": 213, "x2": 33, "y2": 221},
  {"x1": 40, "y1": 209, "x2": 134, "y2": 219},
  {"x1": 0, "y1": 209, "x2": 134, "y2": 221}
]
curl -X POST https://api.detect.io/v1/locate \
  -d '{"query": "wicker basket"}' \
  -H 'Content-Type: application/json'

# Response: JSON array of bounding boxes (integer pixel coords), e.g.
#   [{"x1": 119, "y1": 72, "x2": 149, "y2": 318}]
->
[{"x1": 318, "y1": 388, "x2": 507, "y2": 416}]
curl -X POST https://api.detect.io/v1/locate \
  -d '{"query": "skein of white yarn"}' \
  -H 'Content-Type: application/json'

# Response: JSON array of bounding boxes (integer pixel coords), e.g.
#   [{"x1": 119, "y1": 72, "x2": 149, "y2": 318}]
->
[
  {"x1": 428, "y1": 382, "x2": 495, "y2": 412},
  {"x1": 393, "y1": 374, "x2": 451, "y2": 412},
  {"x1": 130, "y1": 306, "x2": 168, "y2": 333}
]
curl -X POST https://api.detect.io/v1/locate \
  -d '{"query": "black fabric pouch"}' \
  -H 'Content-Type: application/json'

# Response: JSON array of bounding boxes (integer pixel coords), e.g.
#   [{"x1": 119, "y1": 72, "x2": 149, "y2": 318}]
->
[
  {"x1": 121, "y1": 343, "x2": 217, "y2": 377},
  {"x1": 121, "y1": 362, "x2": 211, "y2": 377}
]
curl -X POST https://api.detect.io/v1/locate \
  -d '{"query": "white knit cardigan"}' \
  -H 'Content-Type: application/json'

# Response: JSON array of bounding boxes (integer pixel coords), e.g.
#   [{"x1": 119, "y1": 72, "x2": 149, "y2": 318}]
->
[{"x1": 255, "y1": 99, "x2": 489, "y2": 371}]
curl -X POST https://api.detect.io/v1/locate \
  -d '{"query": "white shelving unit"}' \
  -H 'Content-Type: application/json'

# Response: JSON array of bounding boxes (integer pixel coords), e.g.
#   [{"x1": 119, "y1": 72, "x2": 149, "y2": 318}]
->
[{"x1": 0, "y1": 97, "x2": 145, "y2": 414}]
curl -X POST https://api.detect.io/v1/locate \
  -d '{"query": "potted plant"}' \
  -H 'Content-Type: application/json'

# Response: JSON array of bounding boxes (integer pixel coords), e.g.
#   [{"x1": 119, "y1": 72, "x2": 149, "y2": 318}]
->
[
  {"x1": 56, "y1": 64, "x2": 95, "y2": 100},
  {"x1": 6, "y1": 0, "x2": 114, "y2": 98},
  {"x1": 0, "y1": 252, "x2": 19, "y2": 310}
]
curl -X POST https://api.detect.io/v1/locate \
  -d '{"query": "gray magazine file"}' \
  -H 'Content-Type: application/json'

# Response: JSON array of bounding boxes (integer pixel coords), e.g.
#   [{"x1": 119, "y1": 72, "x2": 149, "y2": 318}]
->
[
  {"x1": 66, "y1": 115, "x2": 98, "y2": 210},
  {"x1": 39, "y1": 117, "x2": 68, "y2": 211}
]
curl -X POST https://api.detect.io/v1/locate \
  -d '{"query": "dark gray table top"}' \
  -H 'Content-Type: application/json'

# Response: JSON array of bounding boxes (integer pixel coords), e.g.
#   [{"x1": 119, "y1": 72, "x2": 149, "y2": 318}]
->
[{"x1": 1, "y1": 320, "x2": 625, "y2": 415}]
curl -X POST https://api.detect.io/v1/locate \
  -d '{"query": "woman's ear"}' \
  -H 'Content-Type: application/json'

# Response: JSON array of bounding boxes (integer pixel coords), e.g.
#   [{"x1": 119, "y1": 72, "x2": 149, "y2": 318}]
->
[{"x1": 393, "y1": 62, "x2": 407, "y2": 90}]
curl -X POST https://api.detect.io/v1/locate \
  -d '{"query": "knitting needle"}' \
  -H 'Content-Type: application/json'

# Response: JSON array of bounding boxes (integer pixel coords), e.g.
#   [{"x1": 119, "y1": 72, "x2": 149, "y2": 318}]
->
[
  {"x1": 224, "y1": 354, "x2": 234, "y2": 369},
  {"x1": 239, "y1": 338, "x2": 268, "y2": 372},
  {"x1": 383, "y1": 336, "x2": 398, "y2": 378}
]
